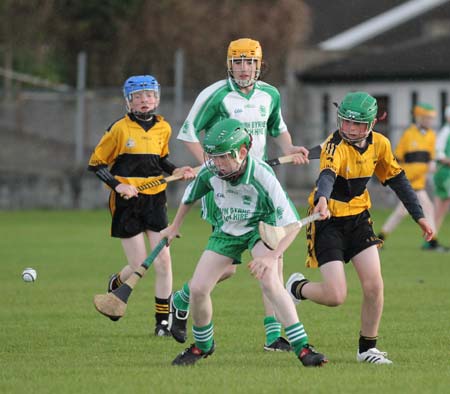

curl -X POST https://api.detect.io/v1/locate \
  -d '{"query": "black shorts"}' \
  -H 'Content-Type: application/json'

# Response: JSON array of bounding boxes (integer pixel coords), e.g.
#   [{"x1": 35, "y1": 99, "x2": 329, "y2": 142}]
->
[
  {"x1": 109, "y1": 191, "x2": 168, "y2": 238},
  {"x1": 313, "y1": 210, "x2": 381, "y2": 266}
]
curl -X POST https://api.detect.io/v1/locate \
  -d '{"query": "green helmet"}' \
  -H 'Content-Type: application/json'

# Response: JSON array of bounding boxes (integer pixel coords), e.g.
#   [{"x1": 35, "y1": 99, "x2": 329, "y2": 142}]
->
[
  {"x1": 203, "y1": 119, "x2": 251, "y2": 180},
  {"x1": 337, "y1": 91, "x2": 378, "y2": 143},
  {"x1": 203, "y1": 119, "x2": 251, "y2": 157}
]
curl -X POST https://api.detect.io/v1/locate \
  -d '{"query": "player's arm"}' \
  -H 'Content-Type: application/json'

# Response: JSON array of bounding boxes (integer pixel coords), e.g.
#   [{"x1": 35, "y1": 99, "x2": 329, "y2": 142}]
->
[
  {"x1": 385, "y1": 172, "x2": 424, "y2": 221},
  {"x1": 274, "y1": 131, "x2": 309, "y2": 164},
  {"x1": 182, "y1": 141, "x2": 204, "y2": 164},
  {"x1": 386, "y1": 172, "x2": 433, "y2": 240},
  {"x1": 88, "y1": 131, "x2": 138, "y2": 198},
  {"x1": 160, "y1": 202, "x2": 193, "y2": 244}
]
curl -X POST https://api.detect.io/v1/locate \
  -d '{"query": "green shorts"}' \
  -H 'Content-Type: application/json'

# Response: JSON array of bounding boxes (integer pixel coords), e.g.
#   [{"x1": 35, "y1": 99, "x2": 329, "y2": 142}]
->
[
  {"x1": 434, "y1": 167, "x2": 450, "y2": 199},
  {"x1": 205, "y1": 229, "x2": 261, "y2": 264}
]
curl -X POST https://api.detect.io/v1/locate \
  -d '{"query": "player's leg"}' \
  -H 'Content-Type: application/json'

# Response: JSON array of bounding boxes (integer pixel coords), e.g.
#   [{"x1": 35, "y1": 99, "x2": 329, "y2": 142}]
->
[
  {"x1": 172, "y1": 250, "x2": 232, "y2": 366},
  {"x1": 251, "y1": 241, "x2": 327, "y2": 367},
  {"x1": 434, "y1": 196, "x2": 450, "y2": 233},
  {"x1": 262, "y1": 255, "x2": 290, "y2": 351},
  {"x1": 418, "y1": 190, "x2": 447, "y2": 250},
  {"x1": 286, "y1": 215, "x2": 348, "y2": 306},
  {"x1": 290, "y1": 260, "x2": 347, "y2": 306},
  {"x1": 434, "y1": 171, "x2": 450, "y2": 233},
  {"x1": 146, "y1": 230, "x2": 172, "y2": 336},
  {"x1": 352, "y1": 246, "x2": 392, "y2": 364},
  {"x1": 378, "y1": 201, "x2": 408, "y2": 243}
]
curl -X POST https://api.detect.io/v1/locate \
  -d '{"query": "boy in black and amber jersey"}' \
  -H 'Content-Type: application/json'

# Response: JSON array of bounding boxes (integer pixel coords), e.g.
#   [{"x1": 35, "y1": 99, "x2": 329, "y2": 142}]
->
[
  {"x1": 88, "y1": 75, "x2": 195, "y2": 335},
  {"x1": 285, "y1": 92, "x2": 433, "y2": 365}
]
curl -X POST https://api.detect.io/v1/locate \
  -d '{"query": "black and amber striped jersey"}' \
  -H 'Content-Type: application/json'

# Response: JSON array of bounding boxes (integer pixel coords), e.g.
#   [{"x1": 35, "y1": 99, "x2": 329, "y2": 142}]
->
[
  {"x1": 88, "y1": 114, "x2": 175, "y2": 195},
  {"x1": 308, "y1": 130, "x2": 403, "y2": 217},
  {"x1": 394, "y1": 124, "x2": 436, "y2": 190}
]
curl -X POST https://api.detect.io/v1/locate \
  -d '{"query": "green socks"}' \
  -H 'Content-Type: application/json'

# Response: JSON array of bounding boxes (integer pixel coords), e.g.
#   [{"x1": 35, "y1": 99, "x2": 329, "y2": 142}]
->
[
  {"x1": 264, "y1": 316, "x2": 282, "y2": 346},
  {"x1": 173, "y1": 282, "x2": 190, "y2": 312},
  {"x1": 193, "y1": 322, "x2": 214, "y2": 353},
  {"x1": 285, "y1": 322, "x2": 308, "y2": 356}
]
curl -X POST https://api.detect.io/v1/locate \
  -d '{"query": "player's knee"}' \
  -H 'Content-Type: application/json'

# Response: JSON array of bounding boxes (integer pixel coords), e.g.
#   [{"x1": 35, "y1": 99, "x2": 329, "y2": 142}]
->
[
  {"x1": 152, "y1": 253, "x2": 172, "y2": 274},
  {"x1": 362, "y1": 278, "x2": 384, "y2": 300},
  {"x1": 189, "y1": 282, "x2": 211, "y2": 301},
  {"x1": 325, "y1": 286, "x2": 347, "y2": 306}
]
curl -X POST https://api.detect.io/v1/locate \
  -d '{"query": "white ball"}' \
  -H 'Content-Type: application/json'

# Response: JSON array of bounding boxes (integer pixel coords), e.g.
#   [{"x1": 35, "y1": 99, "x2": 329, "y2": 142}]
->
[{"x1": 22, "y1": 268, "x2": 37, "y2": 282}]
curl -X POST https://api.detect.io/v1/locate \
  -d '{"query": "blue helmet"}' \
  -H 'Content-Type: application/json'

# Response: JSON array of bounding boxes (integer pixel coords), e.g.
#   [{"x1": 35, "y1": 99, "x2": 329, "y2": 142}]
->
[
  {"x1": 123, "y1": 75, "x2": 160, "y2": 120},
  {"x1": 123, "y1": 75, "x2": 160, "y2": 100}
]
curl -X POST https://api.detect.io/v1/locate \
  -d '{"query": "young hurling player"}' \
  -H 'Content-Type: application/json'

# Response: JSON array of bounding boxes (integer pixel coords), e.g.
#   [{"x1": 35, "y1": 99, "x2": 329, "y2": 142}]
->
[
  {"x1": 378, "y1": 103, "x2": 447, "y2": 251},
  {"x1": 88, "y1": 75, "x2": 195, "y2": 336},
  {"x1": 171, "y1": 38, "x2": 310, "y2": 351},
  {"x1": 282, "y1": 92, "x2": 434, "y2": 364},
  {"x1": 433, "y1": 105, "x2": 450, "y2": 239},
  {"x1": 162, "y1": 119, "x2": 327, "y2": 367}
]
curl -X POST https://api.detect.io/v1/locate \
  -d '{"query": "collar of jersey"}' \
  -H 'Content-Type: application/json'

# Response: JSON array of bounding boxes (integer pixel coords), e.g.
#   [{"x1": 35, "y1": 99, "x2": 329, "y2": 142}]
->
[
  {"x1": 229, "y1": 155, "x2": 255, "y2": 186},
  {"x1": 227, "y1": 78, "x2": 257, "y2": 99}
]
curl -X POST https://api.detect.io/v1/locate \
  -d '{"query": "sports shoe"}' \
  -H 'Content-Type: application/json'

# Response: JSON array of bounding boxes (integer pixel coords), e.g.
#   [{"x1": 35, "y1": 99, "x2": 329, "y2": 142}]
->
[
  {"x1": 357, "y1": 348, "x2": 392, "y2": 364},
  {"x1": 106, "y1": 274, "x2": 121, "y2": 321},
  {"x1": 421, "y1": 240, "x2": 450, "y2": 252},
  {"x1": 172, "y1": 342, "x2": 215, "y2": 366},
  {"x1": 264, "y1": 337, "x2": 291, "y2": 352},
  {"x1": 155, "y1": 320, "x2": 172, "y2": 337},
  {"x1": 170, "y1": 298, "x2": 189, "y2": 343},
  {"x1": 299, "y1": 344, "x2": 328, "y2": 367},
  {"x1": 285, "y1": 272, "x2": 306, "y2": 305},
  {"x1": 107, "y1": 274, "x2": 119, "y2": 293}
]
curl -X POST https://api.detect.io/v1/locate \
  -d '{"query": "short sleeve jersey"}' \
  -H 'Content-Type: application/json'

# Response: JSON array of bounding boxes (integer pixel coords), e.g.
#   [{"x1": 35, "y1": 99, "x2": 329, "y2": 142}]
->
[
  {"x1": 177, "y1": 78, "x2": 288, "y2": 160},
  {"x1": 181, "y1": 156, "x2": 299, "y2": 236},
  {"x1": 308, "y1": 130, "x2": 403, "y2": 217},
  {"x1": 88, "y1": 114, "x2": 171, "y2": 194},
  {"x1": 394, "y1": 124, "x2": 436, "y2": 190}
]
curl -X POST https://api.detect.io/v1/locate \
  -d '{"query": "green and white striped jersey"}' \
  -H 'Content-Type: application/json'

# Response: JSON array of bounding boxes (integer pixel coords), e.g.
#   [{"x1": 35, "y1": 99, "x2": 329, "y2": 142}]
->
[
  {"x1": 177, "y1": 78, "x2": 288, "y2": 160},
  {"x1": 181, "y1": 156, "x2": 299, "y2": 236}
]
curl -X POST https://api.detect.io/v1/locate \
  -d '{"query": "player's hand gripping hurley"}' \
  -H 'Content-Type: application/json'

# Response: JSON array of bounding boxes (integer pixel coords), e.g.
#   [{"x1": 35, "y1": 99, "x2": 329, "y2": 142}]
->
[
  {"x1": 122, "y1": 145, "x2": 321, "y2": 197},
  {"x1": 259, "y1": 212, "x2": 323, "y2": 250},
  {"x1": 93, "y1": 237, "x2": 168, "y2": 320}
]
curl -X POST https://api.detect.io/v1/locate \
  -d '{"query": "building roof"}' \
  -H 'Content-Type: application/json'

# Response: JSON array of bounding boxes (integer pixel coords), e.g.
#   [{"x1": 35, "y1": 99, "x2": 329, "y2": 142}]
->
[{"x1": 299, "y1": 0, "x2": 450, "y2": 82}]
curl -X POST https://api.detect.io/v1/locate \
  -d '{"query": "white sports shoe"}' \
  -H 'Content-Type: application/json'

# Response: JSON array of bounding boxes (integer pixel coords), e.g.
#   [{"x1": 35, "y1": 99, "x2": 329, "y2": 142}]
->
[
  {"x1": 285, "y1": 273, "x2": 305, "y2": 305},
  {"x1": 357, "y1": 348, "x2": 393, "y2": 364}
]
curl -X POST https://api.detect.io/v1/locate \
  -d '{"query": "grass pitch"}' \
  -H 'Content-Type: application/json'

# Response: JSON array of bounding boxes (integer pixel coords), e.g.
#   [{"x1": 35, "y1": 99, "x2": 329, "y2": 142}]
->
[{"x1": 0, "y1": 208, "x2": 449, "y2": 394}]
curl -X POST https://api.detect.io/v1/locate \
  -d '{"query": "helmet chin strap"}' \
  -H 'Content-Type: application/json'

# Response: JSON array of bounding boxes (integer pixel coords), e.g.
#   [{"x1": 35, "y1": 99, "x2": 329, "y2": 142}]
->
[
  {"x1": 220, "y1": 157, "x2": 247, "y2": 181},
  {"x1": 133, "y1": 110, "x2": 154, "y2": 121}
]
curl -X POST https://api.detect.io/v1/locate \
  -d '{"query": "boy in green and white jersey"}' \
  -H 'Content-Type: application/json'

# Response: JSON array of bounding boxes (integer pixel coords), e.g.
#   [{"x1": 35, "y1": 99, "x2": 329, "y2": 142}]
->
[
  {"x1": 171, "y1": 38, "x2": 311, "y2": 351},
  {"x1": 163, "y1": 119, "x2": 327, "y2": 367}
]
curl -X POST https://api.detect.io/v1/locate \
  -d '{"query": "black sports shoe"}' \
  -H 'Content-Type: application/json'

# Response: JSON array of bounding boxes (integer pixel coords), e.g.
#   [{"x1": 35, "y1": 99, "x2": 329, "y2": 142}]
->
[
  {"x1": 263, "y1": 337, "x2": 291, "y2": 352},
  {"x1": 298, "y1": 344, "x2": 328, "y2": 367},
  {"x1": 107, "y1": 274, "x2": 119, "y2": 293},
  {"x1": 170, "y1": 298, "x2": 189, "y2": 343},
  {"x1": 172, "y1": 342, "x2": 215, "y2": 366},
  {"x1": 155, "y1": 320, "x2": 172, "y2": 337},
  {"x1": 106, "y1": 274, "x2": 121, "y2": 321}
]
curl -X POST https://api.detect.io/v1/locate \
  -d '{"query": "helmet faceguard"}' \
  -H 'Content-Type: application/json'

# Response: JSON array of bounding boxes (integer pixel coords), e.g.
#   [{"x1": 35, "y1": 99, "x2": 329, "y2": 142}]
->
[
  {"x1": 203, "y1": 119, "x2": 252, "y2": 180},
  {"x1": 337, "y1": 92, "x2": 378, "y2": 144},
  {"x1": 227, "y1": 38, "x2": 262, "y2": 88},
  {"x1": 123, "y1": 75, "x2": 160, "y2": 120}
]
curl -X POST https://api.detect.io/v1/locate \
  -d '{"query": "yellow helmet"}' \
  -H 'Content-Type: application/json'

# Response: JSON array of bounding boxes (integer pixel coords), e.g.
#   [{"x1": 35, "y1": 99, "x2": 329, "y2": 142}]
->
[
  {"x1": 227, "y1": 38, "x2": 262, "y2": 87},
  {"x1": 413, "y1": 103, "x2": 436, "y2": 118}
]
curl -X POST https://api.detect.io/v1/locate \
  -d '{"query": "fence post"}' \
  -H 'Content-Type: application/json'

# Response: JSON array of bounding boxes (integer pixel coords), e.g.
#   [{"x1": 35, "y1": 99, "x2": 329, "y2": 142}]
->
[
  {"x1": 174, "y1": 48, "x2": 184, "y2": 122},
  {"x1": 75, "y1": 51, "x2": 87, "y2": 166}
]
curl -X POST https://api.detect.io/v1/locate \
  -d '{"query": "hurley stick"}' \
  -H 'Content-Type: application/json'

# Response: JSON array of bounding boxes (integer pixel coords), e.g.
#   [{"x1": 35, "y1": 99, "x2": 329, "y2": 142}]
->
[
  {"x1": 122, "y1": 166, "x2": 202, "y2": 199},
  {"x1": 93, "y1": 237, "x2": 168, "y2": 321},
  {"x1": 259, "y1": 212, "x2": 322, "y2": 250},
  {"x1": 265, "y1": 145, "x2": 321, "y2": 166}
]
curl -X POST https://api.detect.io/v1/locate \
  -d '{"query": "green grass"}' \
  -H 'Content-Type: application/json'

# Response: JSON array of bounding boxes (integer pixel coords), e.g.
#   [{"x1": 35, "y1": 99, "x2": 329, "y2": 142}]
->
[{"x1": 0, "y1": 208, "x2": 449, "y2": 394}]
